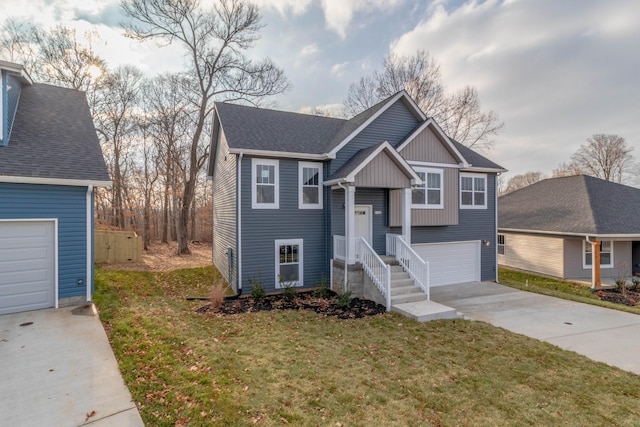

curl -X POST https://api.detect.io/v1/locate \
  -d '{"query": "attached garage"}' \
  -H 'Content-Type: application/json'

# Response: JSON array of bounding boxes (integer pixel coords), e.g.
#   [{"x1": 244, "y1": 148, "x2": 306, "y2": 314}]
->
[
  {"x1": 412, "y1": 241, "x2": 481, "y2": 286},
  {"x1": 0, "y1": 220, "x2": 57, "y2": 315}
]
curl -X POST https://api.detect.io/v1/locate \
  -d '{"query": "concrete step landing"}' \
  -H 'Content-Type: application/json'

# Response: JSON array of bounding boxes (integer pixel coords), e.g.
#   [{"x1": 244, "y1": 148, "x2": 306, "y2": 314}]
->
[
  {"x1": 392, "y1": 300, "x2": 462, "y2": 322},
  {"x1": 391, "y1": 292, "x2": 427, "y2": 304}
]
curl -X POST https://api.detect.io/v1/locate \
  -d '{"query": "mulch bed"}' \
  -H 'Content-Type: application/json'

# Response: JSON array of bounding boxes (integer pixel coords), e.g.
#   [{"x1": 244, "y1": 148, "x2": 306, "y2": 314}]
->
[
  {"x1": 595, "y1": 286, "x2": 640, "y2": 307},
  {"x1": 196, "y1": 290, "x2": 386, "y2": 319}
]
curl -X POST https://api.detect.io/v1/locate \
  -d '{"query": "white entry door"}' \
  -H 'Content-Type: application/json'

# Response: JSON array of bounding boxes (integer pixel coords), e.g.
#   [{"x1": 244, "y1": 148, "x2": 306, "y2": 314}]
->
[{"x1": 354, "y1": 205, "x2": 373, "y2": 246}]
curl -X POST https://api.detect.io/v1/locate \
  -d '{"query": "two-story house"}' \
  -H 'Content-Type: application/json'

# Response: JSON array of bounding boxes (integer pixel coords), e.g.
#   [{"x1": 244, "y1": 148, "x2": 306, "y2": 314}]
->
[
  {"x1": 208, "y1": 91, "x2": 505, "y2": 310},
  {"x1": 0, "y1": 60, "x2": 110, "y2": 314}
]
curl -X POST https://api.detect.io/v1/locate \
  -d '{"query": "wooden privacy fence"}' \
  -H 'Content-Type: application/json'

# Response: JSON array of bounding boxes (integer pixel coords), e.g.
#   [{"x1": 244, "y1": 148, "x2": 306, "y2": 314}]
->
[{"x1": 95, "y1": 230, "x2": 142, "y2": 264}]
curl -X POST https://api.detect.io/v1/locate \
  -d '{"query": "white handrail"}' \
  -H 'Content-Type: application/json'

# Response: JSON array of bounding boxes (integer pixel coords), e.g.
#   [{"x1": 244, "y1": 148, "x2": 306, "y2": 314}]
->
[
  {"x1": 333, "y1": 235, "x2": 346, "y2": 261},
  {"x1": 394, "y1": 235, "x2": 430, "y2": 301},
  {"x1": 385, "y1": 233, "x2": 403, "y2": 256},
  {"x1": 357, "y1": 237, "x2": 391, "y2": 311}
]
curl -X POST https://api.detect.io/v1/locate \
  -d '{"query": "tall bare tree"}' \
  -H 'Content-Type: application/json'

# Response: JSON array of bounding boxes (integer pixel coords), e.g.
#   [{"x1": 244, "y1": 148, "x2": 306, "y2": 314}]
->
[
  {"x1": 551, "y1": 162, "x2": 584, "y2": 178},
  {"x1": 569, "y1": 134, "x2": 634, "y2": 183},
  {"x1": 344, "y1": 50, "x2": 502, "y2": 152},
  {"x1": 502, "y1": 171, "x2": 545, "y2": 195},
  {"x1": 122, "y1": 0, "x2": 289, "y2": 254}
]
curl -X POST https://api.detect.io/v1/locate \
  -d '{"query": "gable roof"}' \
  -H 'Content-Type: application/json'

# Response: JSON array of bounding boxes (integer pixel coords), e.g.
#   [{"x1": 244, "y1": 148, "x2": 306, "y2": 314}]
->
[
  {"x1": 0, "y1": 83, "x2": 110, "y2": 185},
  {"x1": 452, "y1": 140, "x2": 505, "y2": 172},
  {"x1": 499, "y1": 175, "x2": 640, "y2": 236}
]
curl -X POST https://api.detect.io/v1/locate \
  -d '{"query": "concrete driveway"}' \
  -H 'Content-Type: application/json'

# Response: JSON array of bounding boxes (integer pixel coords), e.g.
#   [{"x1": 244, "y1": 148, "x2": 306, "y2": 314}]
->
[
  {"x1": 431, "y1": 282, "x2": 640, "y2": 376},
  {"x1": 0, "y1": 305, "x2": 144, "y2": 426}
]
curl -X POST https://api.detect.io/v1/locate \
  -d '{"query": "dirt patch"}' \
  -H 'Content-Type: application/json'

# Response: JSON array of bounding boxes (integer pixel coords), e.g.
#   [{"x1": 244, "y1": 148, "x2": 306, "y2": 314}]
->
[
  {"x1": 196, "y1": 290, "x2": 387, "y2": 319},
  {"x1": 596, "y1": 286, "x2": 640, "y2": 307},
  {"x1": 100, "y1": 242, "x2": 212, "y2": 271}
]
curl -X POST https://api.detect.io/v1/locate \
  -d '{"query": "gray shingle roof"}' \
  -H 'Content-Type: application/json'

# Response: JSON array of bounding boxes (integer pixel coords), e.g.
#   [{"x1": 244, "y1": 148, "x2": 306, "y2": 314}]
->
[
  {"x1": 329, "y1": 143, "x2": 382, "y2": 180},
  {"x1": 452, "y1": 140, "x2": 505, "y2": 171},
  {"x1": 0, "y1": 83, "x2": 110, "y2": 182},
  {"x1": 499, "y1": 175, "x2": 640, "y2": 235},
  {"x1": 215, "y1": 102, "x2": 346, "y2": 154}
]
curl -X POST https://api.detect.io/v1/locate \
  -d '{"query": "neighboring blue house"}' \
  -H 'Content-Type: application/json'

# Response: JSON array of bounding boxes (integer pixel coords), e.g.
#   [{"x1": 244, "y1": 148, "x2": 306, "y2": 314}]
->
[
  {"x1": 0, "y1": 60, "x2": 110, "y2": 315},
  {"x1": 208, "y1": 91, "x2": 505, "y2": 310}
]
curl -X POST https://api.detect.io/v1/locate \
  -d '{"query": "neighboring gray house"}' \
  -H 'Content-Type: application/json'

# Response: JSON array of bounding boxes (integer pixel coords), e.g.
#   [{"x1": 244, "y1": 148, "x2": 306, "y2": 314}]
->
[
  {"x1": 208, "y1": 91, "x2": 505, "y2": 309},
  {"x1": 498, "y1": 175, "x2": 640, "y2": 286},
  {"x1": 0, "y1": 60, "x2": 110, "y2": 314}
]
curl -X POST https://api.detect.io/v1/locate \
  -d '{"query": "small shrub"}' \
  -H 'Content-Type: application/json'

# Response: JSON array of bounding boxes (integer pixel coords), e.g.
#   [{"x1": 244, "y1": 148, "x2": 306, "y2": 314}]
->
[
  {"x1": 282, "y1": 284, "x2": 297, "y2": 302},
  {"x1": 336, "y1": 291, "x2": 352, "y2": 309},
  {"x1": 209, "y1": 280, "x2": 227, "y2": 310},
  {"x1": 314, "y1": 275, "x2": 330, "y2": 299},
  {"x1": 631, "y1": 277, "x2": 640, "y2": 291},
  {"x1": 249, "y1": 277, "x2": 266, "y2": 303}
]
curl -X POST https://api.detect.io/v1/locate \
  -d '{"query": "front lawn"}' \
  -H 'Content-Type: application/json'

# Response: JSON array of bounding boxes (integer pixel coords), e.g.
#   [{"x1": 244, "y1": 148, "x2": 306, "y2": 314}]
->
[{"x1": 95, "y1": 266, "x2": 640, "y2": 426}]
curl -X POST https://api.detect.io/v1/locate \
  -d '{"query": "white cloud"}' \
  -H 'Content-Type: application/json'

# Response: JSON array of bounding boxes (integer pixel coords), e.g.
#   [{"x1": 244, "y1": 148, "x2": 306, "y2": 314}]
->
[
  {"x1": 251, "y1": 0, "x2": 312, "y2": 16},
  {"x1": 320, "y1": 0, "x2": 403, "y2": 38},
  {"x1": 330, "y1": 61, "x2": 350, "y2": 78},
  {"x1": 299, "y1": 43, "x2": 319, "y2": 57},
  {"x1": 298, "y1": 103, "x2": 344, "y2": 117}
]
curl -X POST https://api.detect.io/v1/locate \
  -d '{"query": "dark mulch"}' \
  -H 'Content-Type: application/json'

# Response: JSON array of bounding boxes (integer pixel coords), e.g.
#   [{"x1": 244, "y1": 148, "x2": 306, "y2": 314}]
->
[
  {"x1": 196, "y1": 290, "x2": 386, "y2": 319},
  {"x1": 595, "y1": 286, "x2": 640, "y2": 307}
]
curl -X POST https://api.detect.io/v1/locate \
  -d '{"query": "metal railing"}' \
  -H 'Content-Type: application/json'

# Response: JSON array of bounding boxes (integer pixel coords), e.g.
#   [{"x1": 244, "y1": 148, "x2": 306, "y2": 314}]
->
[
  {"x1": 393, "y1": 235, "x2": 430, "y2": 301},
  {"x1": 357, "y1": 237, "x2": 391, "y2": 311},
  {"x1": 333, "y1": 235, "x2": 346, "y2": 261}
]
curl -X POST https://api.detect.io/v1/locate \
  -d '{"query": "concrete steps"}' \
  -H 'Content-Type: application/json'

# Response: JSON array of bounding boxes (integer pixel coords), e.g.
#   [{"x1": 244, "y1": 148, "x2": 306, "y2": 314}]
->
[{"x1": 392, "y1": 301, "x2": 462, "y2": 322}]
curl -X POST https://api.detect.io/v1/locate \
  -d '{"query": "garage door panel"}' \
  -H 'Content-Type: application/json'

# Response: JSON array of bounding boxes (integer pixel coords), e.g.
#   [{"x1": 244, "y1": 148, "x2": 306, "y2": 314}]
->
[
  {"x1": 0, "y1": 221, "x2": 56, "y2": 315},
  {"x1": 412, "y1": 241, "x2": 480, "y2": 287}
]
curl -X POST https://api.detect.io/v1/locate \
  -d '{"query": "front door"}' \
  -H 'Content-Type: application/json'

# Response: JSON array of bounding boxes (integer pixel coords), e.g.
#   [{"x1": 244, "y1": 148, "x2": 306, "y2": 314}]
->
[{"x1": 354, "y1": 205, "x2": 373, "y2": 246}]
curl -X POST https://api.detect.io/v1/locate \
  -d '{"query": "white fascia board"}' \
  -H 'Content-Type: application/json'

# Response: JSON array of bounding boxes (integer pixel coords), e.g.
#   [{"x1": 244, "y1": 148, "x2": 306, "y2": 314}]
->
[
  {"x1": 0, "y1": 60, "x2": 33, "y2": 85},
  {"x1": 397, "y1": 118, "x2": 469, "y2": 167},
  {"x1": 408, "y1": 160, "x2": 462, "y2": 169},
  {"x1": 227, "y1": 147, "x2": 327, "y2": 160},
  {"x1": 499, "y1": 227, "x2": 640, "y2": 240},
  {"x1": 461, "y1": 166, "x2": 508, "y2": 173},
  {"x1": 0, "y1": 175, "x2": 112, "y2": 187}
]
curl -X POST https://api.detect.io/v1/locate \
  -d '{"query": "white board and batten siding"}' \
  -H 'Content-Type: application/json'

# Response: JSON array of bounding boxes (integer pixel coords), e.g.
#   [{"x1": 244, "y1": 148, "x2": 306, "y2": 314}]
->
[
  {"x1": 0, "y1": 220, "x2": 57, "y2": 315},
  {"x1": 498, "y1": 232, "x2": 564, "y2": 278},
  {"x1": 412, "y1": 241, "x2": 480, "y2": 286}
]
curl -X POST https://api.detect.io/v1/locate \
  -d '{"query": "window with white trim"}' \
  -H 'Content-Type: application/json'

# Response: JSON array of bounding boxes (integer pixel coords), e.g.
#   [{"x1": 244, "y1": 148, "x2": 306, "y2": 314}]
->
[
  {"x1": 583, "y1": 240, "x2": 613, "y2": 268},
  {"x1": 460, "y1": 173, "x2": 487, "y2": 209},
  {"x1": 299, "y1": 162, "x2": 323, "y2": 209},
  {"x1": 497, "y1": 234, "x2": 505, "y2": 255},
  {"x1": 275, "y1": 239, "x2": 303, "y2": 288},
  {"x1": 412, "y1": 167, "x2": 443, "y2": 209},
  {"x1": 252, "y1": 158, "x2": 279, "y2": 209}
]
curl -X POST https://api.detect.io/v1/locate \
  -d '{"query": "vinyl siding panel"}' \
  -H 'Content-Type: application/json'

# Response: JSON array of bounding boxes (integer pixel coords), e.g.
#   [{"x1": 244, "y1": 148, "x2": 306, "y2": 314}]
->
[
  {"x1": 564, "y1": 239, "x2": 632, "y2": 279},
  {"x1": 331, "y1": 99, "x2": 420, "y2": 174},
  {"x1": 211, "y1": 130, "x2": 237, "y2": 289},
  {"x1": 389, "y1": 167, "x2": 458, "y2": 226},
  {"x1": 498, "y1": 232, "x2": 564, "y2": 278},
  {"x1": 396, "y1": 174, "x2": 498, "y2": 281},
  {"x1": 0, "y1": 183, "x2": 88, "y2": 299},
  {"x1": 400, "y1": 126, "x2": 458, "y2": 164},
  {"x1": 240, "y1": 156, "x2": 328, "y2": 293},
  {"x1": 354, "y1": 152, "x2": 412, "y2": 188}
]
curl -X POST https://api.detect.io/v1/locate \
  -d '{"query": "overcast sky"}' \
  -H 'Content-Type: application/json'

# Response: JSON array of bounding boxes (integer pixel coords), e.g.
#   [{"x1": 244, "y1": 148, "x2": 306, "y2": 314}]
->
[{"x1": 2, "y1": 0, "x2": 638, "y2": 180}]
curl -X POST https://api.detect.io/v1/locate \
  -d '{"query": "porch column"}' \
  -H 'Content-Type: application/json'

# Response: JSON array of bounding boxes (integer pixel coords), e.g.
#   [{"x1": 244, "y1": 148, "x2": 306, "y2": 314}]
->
[
  {"x1": 345, "y1": 185, "x2": 356, "y2": 264},
  {"x1": 401, "y1": 187, "x2": 412, "y2": 244},
  {"x1": 592, "y1": 240, "x2": 601, "y2": 288}
]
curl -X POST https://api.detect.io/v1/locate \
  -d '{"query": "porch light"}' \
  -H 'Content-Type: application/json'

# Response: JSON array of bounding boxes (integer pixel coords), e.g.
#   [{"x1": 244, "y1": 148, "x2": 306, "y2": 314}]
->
[{"x1": 483, "y1": 240, "x2": 491, "y2": 247}]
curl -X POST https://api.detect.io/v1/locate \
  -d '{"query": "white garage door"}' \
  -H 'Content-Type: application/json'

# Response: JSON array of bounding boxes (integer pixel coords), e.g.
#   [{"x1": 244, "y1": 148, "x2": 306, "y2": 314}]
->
[
  {"x1": 0, "y1": 221, "x2": 56, "y2": 315},
  {"x1": 412, "y1": 241, "x2": 480, "y2": 286}
]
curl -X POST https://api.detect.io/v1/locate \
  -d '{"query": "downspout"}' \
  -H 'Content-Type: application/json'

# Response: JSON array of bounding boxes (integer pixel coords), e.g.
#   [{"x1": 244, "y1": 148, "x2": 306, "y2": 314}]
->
[
  {"x1": 495, "y1": 173, "x2": 499, "y2": 283},
  {"x1": 337, "y1": 182, "x2": 348, "y2": 291},
  {"x1": 86, "y1": 185, "x2": 93, "y2": 302},
  {"x1": 236, "y1": 152, "x2": 243, "y2": 296}
]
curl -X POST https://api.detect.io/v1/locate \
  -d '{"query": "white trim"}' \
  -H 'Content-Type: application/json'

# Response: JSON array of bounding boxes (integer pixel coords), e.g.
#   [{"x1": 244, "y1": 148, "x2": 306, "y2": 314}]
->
[
  {"x1": 397, "y1": 118, "x2": 469, "y2": 167},
  {"x1": 497, "y1": 233, "x2": 505, "y2": 256},
  {"x1": 498, "y1": 228, "x2": 640, "y2": 240},
  {"x1": 0, "y1": 218, "x2": 59, "y2": 309},
  {"x1": 462, "y1": 167, "x2": 507, "y2": 173},
  {"x1": 411, "y1": 167, "x2": 444, "y2": 209},
  {"x1": 228, "y1": 147, "x2": 327, "y2": 160},
  {"x1": 408, "y1": 160, "x2": 462, "y2": 169},
  {"x1": 298, "y1": 161, "x2": 323, "y2": 209},
  {"x1": 86, "y1": 185, "x2": 93, "y2": 302},
  {"x1": 583, "y1": 240, "x2": 614, "y2": 269},
  {"x1": 323, "y1": 141, "x2": 422, "y2": 186},
  {"x1": 275, "y1": 238, "x2": 304, "y2": 288},
  {"x1": 460, "y1": 172, "x2": 487, "y2": 209},
  {"x1": 237, "y1": 153, "x2": 243, "y2": 291},
  {"x1": 251, "y1": 158, "x2": 279, "y2": 209},
  {"x1": 0, "y1": 60, "x2": 32, "y2": 84},
  {"x1": 328, "y1": 91, "x2": 426, "y2": 158},
  {"x1": 1, "y1": 71, "x2": 4, "y2": 144},
  {"x1": 0, "y1": 175, "x2": 111, "y2": 187}
]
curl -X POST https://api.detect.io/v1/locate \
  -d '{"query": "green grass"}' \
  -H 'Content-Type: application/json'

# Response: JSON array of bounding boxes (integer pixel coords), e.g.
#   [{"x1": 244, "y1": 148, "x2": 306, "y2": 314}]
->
[
  {"x1": 499, "y1": 267, "x2": 640, "y2": 315},
  {"x1": 95, "y1": 266, "x2": 640, "y2": 426}
]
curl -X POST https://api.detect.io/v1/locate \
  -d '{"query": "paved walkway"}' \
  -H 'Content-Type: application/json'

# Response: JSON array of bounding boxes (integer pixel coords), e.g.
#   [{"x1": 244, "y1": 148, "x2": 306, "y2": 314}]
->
[
  {"x1": 431, "y1": 282, "x2": 640, "y2": 375},
  {"x1": 0, "y1": 305, "x2": 144, "y2": 426}
]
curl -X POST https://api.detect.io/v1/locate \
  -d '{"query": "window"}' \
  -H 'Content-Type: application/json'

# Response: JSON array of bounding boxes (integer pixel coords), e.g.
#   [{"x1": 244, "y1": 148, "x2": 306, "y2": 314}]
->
[
  {"x1": 497, "y1": 234, "x2": 505, "y2": 255},
  {"x1": 299, "y1": 162, "x2": 323, "y2": 209},
  {"x1": 275, "y1": 239, "x2": 303, "y2": 288},
  {"x1": 584, "y1": 240, "x2": 613, "y2": 268},
  {"x1": 460, "y1": 173, "x2": 487, "y2": 209},
  {"x1": 252, "y1": 158, "x2": 279, "y2": 209},
  {"x1": 412, "y1": 167, "x2": 443, "y2": 209}
]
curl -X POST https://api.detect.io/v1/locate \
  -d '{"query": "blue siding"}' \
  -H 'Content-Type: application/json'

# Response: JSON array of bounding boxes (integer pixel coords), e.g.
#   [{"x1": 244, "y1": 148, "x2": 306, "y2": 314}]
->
[
  {"x1": 0, "y1": 183, "x2": 89, "y2": 299},
  {"x1": 394, "y1": 174, "x2": 498, "y2": 281},
  {"x1": 331, "y1": 99, "x2": 419, "y2": 174},
  {"x1": 240, "y1": 156, "x2": 328, "y2": 292}
]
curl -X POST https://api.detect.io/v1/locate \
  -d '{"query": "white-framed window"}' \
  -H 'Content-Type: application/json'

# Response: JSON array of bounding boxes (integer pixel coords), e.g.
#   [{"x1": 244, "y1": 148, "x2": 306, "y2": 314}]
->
[
  {"x1": 252, "y1": 158, "x2": 279, "y2": 209},
  {"x1": 583, "y1": 240, "x2": 613, "y2": 268},
  {"x1": 299, "y1": 162, "x2": 323, "y2": 209},
  {"x1": 412, "y1": 167, "x2": 443, "y2": 209},
  {"x1": 460, "y1": 173, "x2": 487, "y2": 209},
  {"x1": 275, "y1": 239, "x2": 303, "y2": 288},
  {"x1": 497, "y1": 234, "x2": 505, "y2": 255}
]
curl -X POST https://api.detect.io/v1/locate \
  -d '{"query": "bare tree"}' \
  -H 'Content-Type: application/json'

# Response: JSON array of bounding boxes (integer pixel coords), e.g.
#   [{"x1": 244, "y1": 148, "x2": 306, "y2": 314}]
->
[
  {"x1": 569, "y1": 134, "x2": 634, "y2": 183},
  {"x1": 502, "y1": 171, "x2": 546, "y2": 195},
  {"x1": 344, "y1": 50, "x2": 503, "y2": 152},
  {"x1": 122, "y1": 0, "x2": 289, "y2": 254},
  {"x1": 551, "y1": 162, "x2": 584, "y2": 178},
  {"x1": 0, "y1": 20, "x2": 38, "y2": 69}
]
